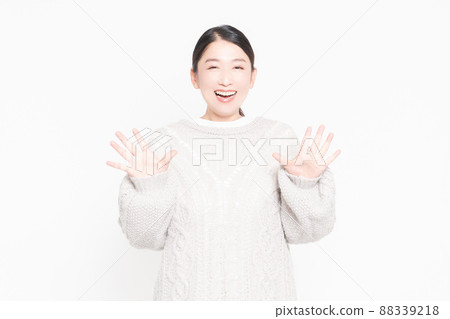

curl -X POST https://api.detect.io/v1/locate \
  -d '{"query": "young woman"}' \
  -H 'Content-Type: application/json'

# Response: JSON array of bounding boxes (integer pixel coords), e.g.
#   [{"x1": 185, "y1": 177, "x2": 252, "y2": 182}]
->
[{"x1": 107, "y1": 24, "x2": 341, "y2": 301}]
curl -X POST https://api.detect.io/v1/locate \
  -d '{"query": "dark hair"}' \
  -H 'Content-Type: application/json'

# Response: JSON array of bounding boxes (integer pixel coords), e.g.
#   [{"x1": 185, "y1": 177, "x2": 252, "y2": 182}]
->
[{"x1": 192, "y1": 25, "x2": 255, "y2": 117}]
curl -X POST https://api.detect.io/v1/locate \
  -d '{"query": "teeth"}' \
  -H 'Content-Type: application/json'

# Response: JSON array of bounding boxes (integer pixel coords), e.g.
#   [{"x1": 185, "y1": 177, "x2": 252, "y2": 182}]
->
[{"x1": 215, "y1": 91, "x2": 236, "y2": 97}]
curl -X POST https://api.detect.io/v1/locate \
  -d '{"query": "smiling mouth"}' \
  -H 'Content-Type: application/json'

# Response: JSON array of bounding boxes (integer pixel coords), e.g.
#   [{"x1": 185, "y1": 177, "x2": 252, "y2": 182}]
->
[{"x1": 214, "y1": 90, "x2": 237, "y2": 97}]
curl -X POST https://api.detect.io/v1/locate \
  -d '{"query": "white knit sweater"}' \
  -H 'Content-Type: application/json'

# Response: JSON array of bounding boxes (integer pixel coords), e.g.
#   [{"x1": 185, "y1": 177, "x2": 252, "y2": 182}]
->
[{"x1": 117, "y1": 116, "x2": 336, "y2": 300}]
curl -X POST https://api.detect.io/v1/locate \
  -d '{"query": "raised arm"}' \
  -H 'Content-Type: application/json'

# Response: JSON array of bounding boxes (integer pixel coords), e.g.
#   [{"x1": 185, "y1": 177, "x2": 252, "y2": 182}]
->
[
  {"x1": 118, "y1": 170, "x2": 177, "y2": 250},
  {"x1": 272, "y1": 124, "x2": 341, "y2": 244},
  {"x1": 107, "y1": 127, "x2": 178, "y2": 250},
  {"x1": 277, "y1": 166, "x2": 336, "y2": 244}
]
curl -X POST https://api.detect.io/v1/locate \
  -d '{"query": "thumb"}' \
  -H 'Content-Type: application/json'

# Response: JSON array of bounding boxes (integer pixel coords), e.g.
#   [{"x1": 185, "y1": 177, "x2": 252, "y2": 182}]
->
[
  {"x1": 157, "y1": 150, "x2": 178, "y2": 170},
  {"x1": 272, "y1": 152, "x2": 288, "y2": 166}
]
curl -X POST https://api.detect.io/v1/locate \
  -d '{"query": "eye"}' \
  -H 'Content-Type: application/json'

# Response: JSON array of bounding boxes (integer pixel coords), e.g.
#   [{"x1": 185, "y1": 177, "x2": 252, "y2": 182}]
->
[
  {"x1": 208, "y1": 66, "x2": 217, "y2": 69},
  {"x1": 234, "y1": 66, "x2": 244, "y2": 70}
]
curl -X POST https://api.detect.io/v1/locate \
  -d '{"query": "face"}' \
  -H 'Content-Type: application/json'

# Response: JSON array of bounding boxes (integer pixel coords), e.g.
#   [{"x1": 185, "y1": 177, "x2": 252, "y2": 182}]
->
[{"x1": 190, "y1": 39, "x2": 257, "y2": 120}]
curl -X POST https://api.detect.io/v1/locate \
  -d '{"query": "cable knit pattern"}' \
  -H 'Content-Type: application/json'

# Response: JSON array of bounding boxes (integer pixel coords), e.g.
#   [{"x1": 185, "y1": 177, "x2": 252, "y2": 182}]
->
[
  {"x1": 117, "y1": 116, "x2": 336, "y2": 300},
  {"x1": 118, "y1": 170, "x2": 177, "y2": 250},
  {"x1": 278, "y1": 167, "x2": 336, "y2": 244}
]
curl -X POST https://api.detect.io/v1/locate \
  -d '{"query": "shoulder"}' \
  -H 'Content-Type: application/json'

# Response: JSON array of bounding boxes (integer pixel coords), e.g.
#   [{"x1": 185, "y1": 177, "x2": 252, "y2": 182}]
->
[
  {"x1": 151, "y1": 118, "x2": 183, "y2": 132},
  {"x1": 147, "y1": 118, "x2": 188, "y2": 140},
  {"x1": 140, "y1": 119, "x2": 184, "y2": 158},
  {"x1": 257, "y1": 116, "x2": 298, "y2": 138}
]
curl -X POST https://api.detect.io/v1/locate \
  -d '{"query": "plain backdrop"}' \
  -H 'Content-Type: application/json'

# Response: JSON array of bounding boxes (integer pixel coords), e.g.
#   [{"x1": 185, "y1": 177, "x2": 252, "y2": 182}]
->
[{"x1": 0, "y1": 0, "x2": 449, "y2": 301}]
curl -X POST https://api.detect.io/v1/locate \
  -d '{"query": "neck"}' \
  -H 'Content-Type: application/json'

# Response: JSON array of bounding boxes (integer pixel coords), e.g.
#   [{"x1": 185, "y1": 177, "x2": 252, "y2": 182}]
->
[{"x1": 200, "y1": 110, "x2": 243, "y2": 122}]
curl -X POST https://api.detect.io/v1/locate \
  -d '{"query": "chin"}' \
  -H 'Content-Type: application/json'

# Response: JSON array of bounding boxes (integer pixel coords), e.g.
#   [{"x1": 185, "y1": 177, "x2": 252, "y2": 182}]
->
[{"x1": 213, "y1": 107, "x2": 240, "y2": 117}]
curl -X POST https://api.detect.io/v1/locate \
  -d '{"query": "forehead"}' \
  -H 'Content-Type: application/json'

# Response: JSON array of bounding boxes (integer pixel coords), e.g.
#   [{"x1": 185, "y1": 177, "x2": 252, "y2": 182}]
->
[{"x1": 201, "y1": 40, "x2": 247, "y2": 62}]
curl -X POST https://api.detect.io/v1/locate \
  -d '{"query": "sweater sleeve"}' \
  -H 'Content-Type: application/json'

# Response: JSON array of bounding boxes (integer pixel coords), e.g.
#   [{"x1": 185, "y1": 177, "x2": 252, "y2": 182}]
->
[
  {"x1": 277, "y1": 166, "x2": 336, "y2": 244},
  {"x1": 118, "y1": 170, "x2": 178, "y2": 250},
  {"x1": 275, "y1": 123, "x2": 336, "y2": 244}
]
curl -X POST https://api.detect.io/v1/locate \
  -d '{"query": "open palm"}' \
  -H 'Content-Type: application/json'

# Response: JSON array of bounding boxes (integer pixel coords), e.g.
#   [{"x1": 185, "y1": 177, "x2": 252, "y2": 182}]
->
[
  {"x1": 272, "y1": 125, "x2": 341, "y2": 179},
  {"x1": 106, "y1": 128, "x2": 177, "y2": 178}
]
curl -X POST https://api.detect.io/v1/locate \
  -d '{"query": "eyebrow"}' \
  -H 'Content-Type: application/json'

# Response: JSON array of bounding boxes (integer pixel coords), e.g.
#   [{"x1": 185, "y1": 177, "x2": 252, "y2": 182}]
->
[{"x1": 205, "y1": 58, "x2": 247, "y2": 63}]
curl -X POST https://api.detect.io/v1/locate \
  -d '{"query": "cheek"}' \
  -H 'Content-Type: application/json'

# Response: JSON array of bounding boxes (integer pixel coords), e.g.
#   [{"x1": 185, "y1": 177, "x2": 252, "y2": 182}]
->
[
  {"x1": 235, "y1": 80, "x2": 250, "y2": 92},
  {"x1": 237, "y1": 72, "x2": 252, "y2": 84},
  {"x1": 202, "y1": 72, "x2": 218, "y2": 84},
  {"x1": 197, "y1": 71, "x2": 213, "y2": 87}
]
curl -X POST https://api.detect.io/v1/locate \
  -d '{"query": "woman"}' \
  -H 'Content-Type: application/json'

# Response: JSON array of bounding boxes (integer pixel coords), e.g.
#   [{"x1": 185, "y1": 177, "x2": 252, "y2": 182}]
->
[{"x1": 106, "y1": 24, "x2": 341, "y2": 300}]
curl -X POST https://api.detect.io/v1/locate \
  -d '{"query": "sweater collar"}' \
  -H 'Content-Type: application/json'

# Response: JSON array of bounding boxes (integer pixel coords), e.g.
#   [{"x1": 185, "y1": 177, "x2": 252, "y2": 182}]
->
[
  {"x1": 193, "y1": 116, "x2": 254, "y2": 127},
  {"x1": 178, "y1": 116, "x2": 266, "y2": 135}
]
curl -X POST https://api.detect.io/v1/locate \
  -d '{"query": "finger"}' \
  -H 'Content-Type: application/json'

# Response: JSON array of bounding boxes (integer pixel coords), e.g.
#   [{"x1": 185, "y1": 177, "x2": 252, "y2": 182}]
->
[
  {"x1": 115, "y1": 131, "x2": 137, "y2": 157},
  {"x1": 110, "y1": 140, "x2": 133, "y2": 163},
  {"x1": 157, "y1": 150, "x2": 178, "y2": 169},
  {"x1": 106, "y1": 160, "x2": 133, "y2": 175},
  {"x1": 135, "y1": 147, "x2": 157, "y2": 175},
  {"x1": 157, "y1": 150, "x2": 178, "y2": 170},
  {"x1": 310, "y1": 125, "x2": 325, "y2": 163},
  {"x1": 132, "y1": 128, "x2": 153, "y2": 153},
  {"x1": 272, "y1": 152, "x2": 289, "y2": 166},
  {"x1": 319, "y1": 133, "x2": 333, "y2": 156},
  {"x1": 295, "y1": 126, "x2": 312, "y2": 166},
  {"x1": 292, "y1": 126, "x2": 309, "y2": 165},
  {"x1": 132, "y1": 128, "x2": 156, "y2": 173},
  {"x1": 313, "y1": 124, "x2": 325, "y2": 153},
  {"x1": 325, "y1": 149, "x2": 342, "y2": 166}
]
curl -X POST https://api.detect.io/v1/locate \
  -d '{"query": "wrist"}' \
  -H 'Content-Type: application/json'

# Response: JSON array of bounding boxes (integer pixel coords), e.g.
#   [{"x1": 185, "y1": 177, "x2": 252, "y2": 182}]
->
[
  {"x1": 129, "y1": 170, "x2": 169, "y2": 192},
  {"x1": 284, "y1": 170, "x2": 321, "y2": 188}
]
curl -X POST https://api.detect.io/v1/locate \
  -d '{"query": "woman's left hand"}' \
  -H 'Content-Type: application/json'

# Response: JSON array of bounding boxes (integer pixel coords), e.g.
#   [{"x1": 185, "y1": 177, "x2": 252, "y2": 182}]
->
[{"x1": 272, "y1": 124, "x2": 341, "y2": 179}]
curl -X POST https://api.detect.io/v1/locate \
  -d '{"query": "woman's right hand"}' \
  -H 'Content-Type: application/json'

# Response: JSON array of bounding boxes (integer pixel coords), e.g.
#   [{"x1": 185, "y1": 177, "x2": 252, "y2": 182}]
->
[{"x1": 106, "y1": 128, "x2": 178, "y2": 178}]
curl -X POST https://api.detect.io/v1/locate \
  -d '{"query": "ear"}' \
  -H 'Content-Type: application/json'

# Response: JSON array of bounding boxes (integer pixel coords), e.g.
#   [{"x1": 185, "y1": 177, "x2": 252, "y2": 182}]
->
[
  {"x1": 190, "y1": 68, "x2": 199, "y2": 89},
  {"x1": 249, "y1": 67, "x2": 257, "y2": 89}
]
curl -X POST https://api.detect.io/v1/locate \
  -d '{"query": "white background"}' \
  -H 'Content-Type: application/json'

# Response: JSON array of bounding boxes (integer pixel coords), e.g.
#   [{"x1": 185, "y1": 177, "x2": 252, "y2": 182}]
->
[{"x1": 0, "y1": 0, "x2": 449, "y2": 301}]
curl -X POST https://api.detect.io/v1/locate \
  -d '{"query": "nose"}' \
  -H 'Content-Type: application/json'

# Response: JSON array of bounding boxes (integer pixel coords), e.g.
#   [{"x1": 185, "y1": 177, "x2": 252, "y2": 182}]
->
[{"x1": 218, "y1": 68, "x2": 232, "y2": 86}]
